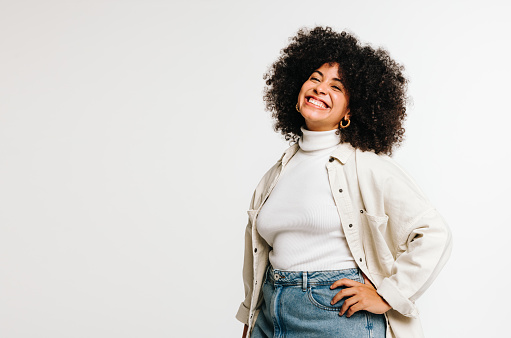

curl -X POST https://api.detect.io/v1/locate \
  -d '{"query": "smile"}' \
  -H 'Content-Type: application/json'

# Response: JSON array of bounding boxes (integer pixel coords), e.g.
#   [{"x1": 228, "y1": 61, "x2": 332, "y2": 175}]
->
[{"x1": 306, "y1": 96, "x2": 328, "y2": 109}]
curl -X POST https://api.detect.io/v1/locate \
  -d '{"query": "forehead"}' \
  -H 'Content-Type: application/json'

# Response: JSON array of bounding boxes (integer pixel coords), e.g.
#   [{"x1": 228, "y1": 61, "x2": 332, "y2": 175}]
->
[{"x1": 313, "y1": 63, "x2": 342, "y2": 80}]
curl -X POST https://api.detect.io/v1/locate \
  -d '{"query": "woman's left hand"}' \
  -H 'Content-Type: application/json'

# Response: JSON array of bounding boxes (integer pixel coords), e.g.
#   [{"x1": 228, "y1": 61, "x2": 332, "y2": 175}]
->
[{"x1": 330, "y1": 274, "x2": 391, "y2": 317}]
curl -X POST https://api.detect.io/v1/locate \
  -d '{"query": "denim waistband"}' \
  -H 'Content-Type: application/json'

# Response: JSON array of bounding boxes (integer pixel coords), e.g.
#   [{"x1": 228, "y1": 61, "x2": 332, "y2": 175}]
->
[{"x1": 265, "y1": 265, "x2": 362, "y2": 288}]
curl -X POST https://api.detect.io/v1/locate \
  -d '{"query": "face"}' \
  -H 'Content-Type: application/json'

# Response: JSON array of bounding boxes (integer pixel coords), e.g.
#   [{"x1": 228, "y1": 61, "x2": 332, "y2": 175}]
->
[{"x1": 296, "y1": 63, "x2": 350, "y2": 131}]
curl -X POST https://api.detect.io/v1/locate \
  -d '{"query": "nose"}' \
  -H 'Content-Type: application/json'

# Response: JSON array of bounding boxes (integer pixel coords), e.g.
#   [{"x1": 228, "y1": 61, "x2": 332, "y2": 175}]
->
[{"x1": 314, "y1": 81, "x2": 327, "y2": 95}]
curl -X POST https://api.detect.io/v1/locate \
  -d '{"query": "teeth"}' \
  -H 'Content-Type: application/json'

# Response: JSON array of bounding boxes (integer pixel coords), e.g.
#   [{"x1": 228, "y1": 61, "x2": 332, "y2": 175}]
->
[{"x1": 308, "y1": 97, "x2": 327, "y2": 108}]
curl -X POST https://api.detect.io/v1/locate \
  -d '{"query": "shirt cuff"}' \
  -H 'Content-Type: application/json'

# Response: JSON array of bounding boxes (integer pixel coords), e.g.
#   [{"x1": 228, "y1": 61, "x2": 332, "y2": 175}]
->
[
  {"x1": 236, "y1": 302, "x2": 250, "y2": 324},
  {"x1": 377, "y1": 278, "x2": 419, "y2": 318}
]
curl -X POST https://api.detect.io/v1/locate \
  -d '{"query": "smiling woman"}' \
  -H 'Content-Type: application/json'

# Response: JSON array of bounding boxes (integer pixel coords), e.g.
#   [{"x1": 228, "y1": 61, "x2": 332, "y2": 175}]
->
[
  {"x1": 296, "y1": 63, "x2": 350, "y2": 132},
  {"x1": 263, "y1": 27, "x2": 407, "y2": 155},
  {"x1": 237, "y1": 26, "x2": 452, "y2": 338}
]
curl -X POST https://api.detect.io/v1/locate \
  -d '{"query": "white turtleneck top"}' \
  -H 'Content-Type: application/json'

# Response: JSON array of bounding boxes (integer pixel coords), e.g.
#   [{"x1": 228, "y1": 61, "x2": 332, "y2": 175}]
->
[{"x1": 257, "y1": 127, "x2": 357, "y2": 271}]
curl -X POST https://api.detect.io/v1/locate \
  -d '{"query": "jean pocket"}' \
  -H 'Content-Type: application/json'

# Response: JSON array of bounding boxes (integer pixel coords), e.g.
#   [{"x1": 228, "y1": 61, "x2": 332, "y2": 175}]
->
[{"x1": 307, "y1": 284, "x2": 348, "y2": 311}]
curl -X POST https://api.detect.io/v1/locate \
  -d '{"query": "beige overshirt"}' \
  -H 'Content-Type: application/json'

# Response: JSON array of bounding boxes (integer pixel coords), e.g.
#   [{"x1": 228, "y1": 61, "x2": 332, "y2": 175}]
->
[{"x1": 236, "y1": 142, "x2": 453, "y2": 338}]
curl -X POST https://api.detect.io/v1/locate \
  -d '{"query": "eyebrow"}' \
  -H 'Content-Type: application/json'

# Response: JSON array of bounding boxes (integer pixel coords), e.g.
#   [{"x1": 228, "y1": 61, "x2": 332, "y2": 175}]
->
[{"x1": 313, "y1": 70, "x2": 343, "y2": 83}]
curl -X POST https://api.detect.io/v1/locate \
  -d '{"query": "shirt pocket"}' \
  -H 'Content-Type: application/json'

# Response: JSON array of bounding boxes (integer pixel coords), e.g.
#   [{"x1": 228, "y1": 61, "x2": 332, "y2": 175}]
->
[{"x1": 361, "y1": 212, "x2": 395, "y2": 280}]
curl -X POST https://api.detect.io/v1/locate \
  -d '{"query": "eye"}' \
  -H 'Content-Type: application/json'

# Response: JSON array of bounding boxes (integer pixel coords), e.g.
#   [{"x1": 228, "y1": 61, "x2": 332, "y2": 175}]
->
[
  {"x1": 310, "y1": 77, "x2": 320, "y2": 82},
  {"x1": 332, "y1": 85, "x2": 342, "y2": 91}
]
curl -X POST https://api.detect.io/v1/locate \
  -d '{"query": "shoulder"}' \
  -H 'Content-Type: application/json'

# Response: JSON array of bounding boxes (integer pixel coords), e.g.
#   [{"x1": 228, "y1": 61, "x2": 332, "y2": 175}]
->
[
  {"x1": 355, "y1": 149, "x2": 430, "y2": 203},
  {"x1": 355, "y1": 149, "x2": 408, "y2": 181}
]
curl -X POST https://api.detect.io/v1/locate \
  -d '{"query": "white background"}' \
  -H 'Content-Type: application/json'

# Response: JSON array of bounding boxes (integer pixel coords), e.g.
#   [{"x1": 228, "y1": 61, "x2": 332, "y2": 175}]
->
[{"x1": 1, "y1": 0, "x2": 510, "y2": 337}]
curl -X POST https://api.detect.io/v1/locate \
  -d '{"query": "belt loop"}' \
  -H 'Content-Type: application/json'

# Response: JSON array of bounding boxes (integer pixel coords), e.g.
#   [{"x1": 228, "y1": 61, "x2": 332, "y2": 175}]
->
[{"x1": 302, "y1": 272, "x2": 307, "y2": 292}]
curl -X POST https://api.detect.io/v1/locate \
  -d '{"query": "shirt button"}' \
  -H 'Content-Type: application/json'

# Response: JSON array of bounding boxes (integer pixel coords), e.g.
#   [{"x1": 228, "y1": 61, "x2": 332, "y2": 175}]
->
[
  {"x1": 254, "y1": 248, "x2": 257, "y2": 253},
  {"x1": 349, "y1": 224, "x2": 353, "y2": 228},
  {"x1": 359, "y1": 258, "x2": 363, "y2": 262},
  {"x1": 329, "y1": 157, "x2": 334, "y2": 162},
  {"x1": 339, "y1": 189, "x2": 343, "y2": 193},
  {"x1": 360, "y1": 210, "x2": 364, "y2": 213}
]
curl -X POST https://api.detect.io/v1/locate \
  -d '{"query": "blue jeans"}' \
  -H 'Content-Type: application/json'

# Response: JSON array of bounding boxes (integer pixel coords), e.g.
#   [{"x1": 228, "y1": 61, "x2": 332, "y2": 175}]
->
[{"x1": 251, "y1": 266, "x2": 386, "y2": 338}]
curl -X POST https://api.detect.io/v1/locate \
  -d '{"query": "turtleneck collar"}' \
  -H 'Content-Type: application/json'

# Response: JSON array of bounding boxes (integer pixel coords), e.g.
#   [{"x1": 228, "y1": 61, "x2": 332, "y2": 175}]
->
[{"x1": 298, "y1": 126, "x2": 341, "y2": 152}]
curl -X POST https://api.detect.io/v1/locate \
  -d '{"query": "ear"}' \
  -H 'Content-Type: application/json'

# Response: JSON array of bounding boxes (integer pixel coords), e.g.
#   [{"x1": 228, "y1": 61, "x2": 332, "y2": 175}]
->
[{"x1": 344, "y1": 110, "x2": 351, "y2": 120}]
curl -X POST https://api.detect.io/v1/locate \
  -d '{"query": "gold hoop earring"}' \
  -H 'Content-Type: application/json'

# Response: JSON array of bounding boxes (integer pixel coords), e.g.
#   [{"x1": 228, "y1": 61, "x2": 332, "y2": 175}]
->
[
  {"x1": 296, "y1": 103, "x2": 300, "y2": 112},
  {"x1": 339, "y1": 118, "x2": 350, "y2": 129}
]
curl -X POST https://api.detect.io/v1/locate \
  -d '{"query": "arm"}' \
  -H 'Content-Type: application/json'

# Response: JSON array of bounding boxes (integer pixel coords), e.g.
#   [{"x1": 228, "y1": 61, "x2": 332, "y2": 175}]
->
[
  {"x1": 331, "y1": 183, "x2": 452, "y2": 318},
  {"x1": 356, "y1": 153, "x2": 453, "y2": 317},
  {"x1": 376, "y1": 208, "x2": 452, "y2": 316}
]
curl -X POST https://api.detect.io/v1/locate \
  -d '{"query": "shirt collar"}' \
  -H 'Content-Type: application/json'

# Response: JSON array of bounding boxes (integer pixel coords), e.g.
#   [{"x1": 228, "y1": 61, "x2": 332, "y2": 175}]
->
[
  {"x1": 279, "y1": 144, "x2": 299, "y2": 166},
  {"x1": 330, "y1": 142, "x2": 356, "y2": 164}
]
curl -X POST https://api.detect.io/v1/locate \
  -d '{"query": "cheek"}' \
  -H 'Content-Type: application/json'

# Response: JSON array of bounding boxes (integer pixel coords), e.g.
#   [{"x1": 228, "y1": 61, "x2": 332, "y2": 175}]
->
[
  {"x1": 333, "y1": 95, "x2": 348, "y2": 109},
  {"x1": 297, "y1": 83, "x2": 309, "y2": 100}
]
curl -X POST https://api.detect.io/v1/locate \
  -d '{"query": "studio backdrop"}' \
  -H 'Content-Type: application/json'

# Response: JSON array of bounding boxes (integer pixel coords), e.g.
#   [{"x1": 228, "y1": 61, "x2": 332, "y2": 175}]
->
[{"x1": 0, "y1": 0, "x2": 510, "y2": 337}]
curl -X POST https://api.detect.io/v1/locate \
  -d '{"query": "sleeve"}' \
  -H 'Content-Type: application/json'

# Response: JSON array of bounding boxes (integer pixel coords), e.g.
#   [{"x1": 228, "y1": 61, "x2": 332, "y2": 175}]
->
[
  {"x1": 376, "y1": 208, "x2": 453, "y2": 317},
  {"x1": 365, "y1": 157, "x2": 453, "y2": 318},
  {"x1": 236, "y1": 185, "x2": 260, "y2": 324},
  {"x1": 236, "y1": 220, "x2": 254, "y2": 324}
]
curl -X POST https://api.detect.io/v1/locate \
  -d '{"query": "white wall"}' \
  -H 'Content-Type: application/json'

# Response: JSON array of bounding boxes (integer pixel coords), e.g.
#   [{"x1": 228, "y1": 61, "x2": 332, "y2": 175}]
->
[{"x1": 1, "y1": 0, "x2": 510, "y2": 337}]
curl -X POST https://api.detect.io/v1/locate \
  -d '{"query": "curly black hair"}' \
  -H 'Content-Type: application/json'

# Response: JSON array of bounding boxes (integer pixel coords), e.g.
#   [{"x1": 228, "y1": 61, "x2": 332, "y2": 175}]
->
[{"x1": 263, "y1": 26, "x2": 408, "y2": 155}]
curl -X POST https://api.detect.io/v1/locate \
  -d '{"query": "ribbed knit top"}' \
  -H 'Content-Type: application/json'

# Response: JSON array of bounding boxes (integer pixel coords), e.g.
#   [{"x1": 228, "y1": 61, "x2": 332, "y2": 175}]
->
[{"x1": 257, "y1": 127, "x2": 357, "y2": 271}]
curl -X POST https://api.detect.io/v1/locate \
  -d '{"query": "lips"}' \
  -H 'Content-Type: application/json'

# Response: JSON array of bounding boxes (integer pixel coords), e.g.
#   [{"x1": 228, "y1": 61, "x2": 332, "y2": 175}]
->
[{"x1": 306, "y1": 96, "x2": 329, "y2": 109}]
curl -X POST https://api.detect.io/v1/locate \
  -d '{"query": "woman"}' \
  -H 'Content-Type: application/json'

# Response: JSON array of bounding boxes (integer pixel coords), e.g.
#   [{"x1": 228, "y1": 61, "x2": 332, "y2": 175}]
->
[{"x1": 237, "y1": 27, "x2": 452, "y2": 338}]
